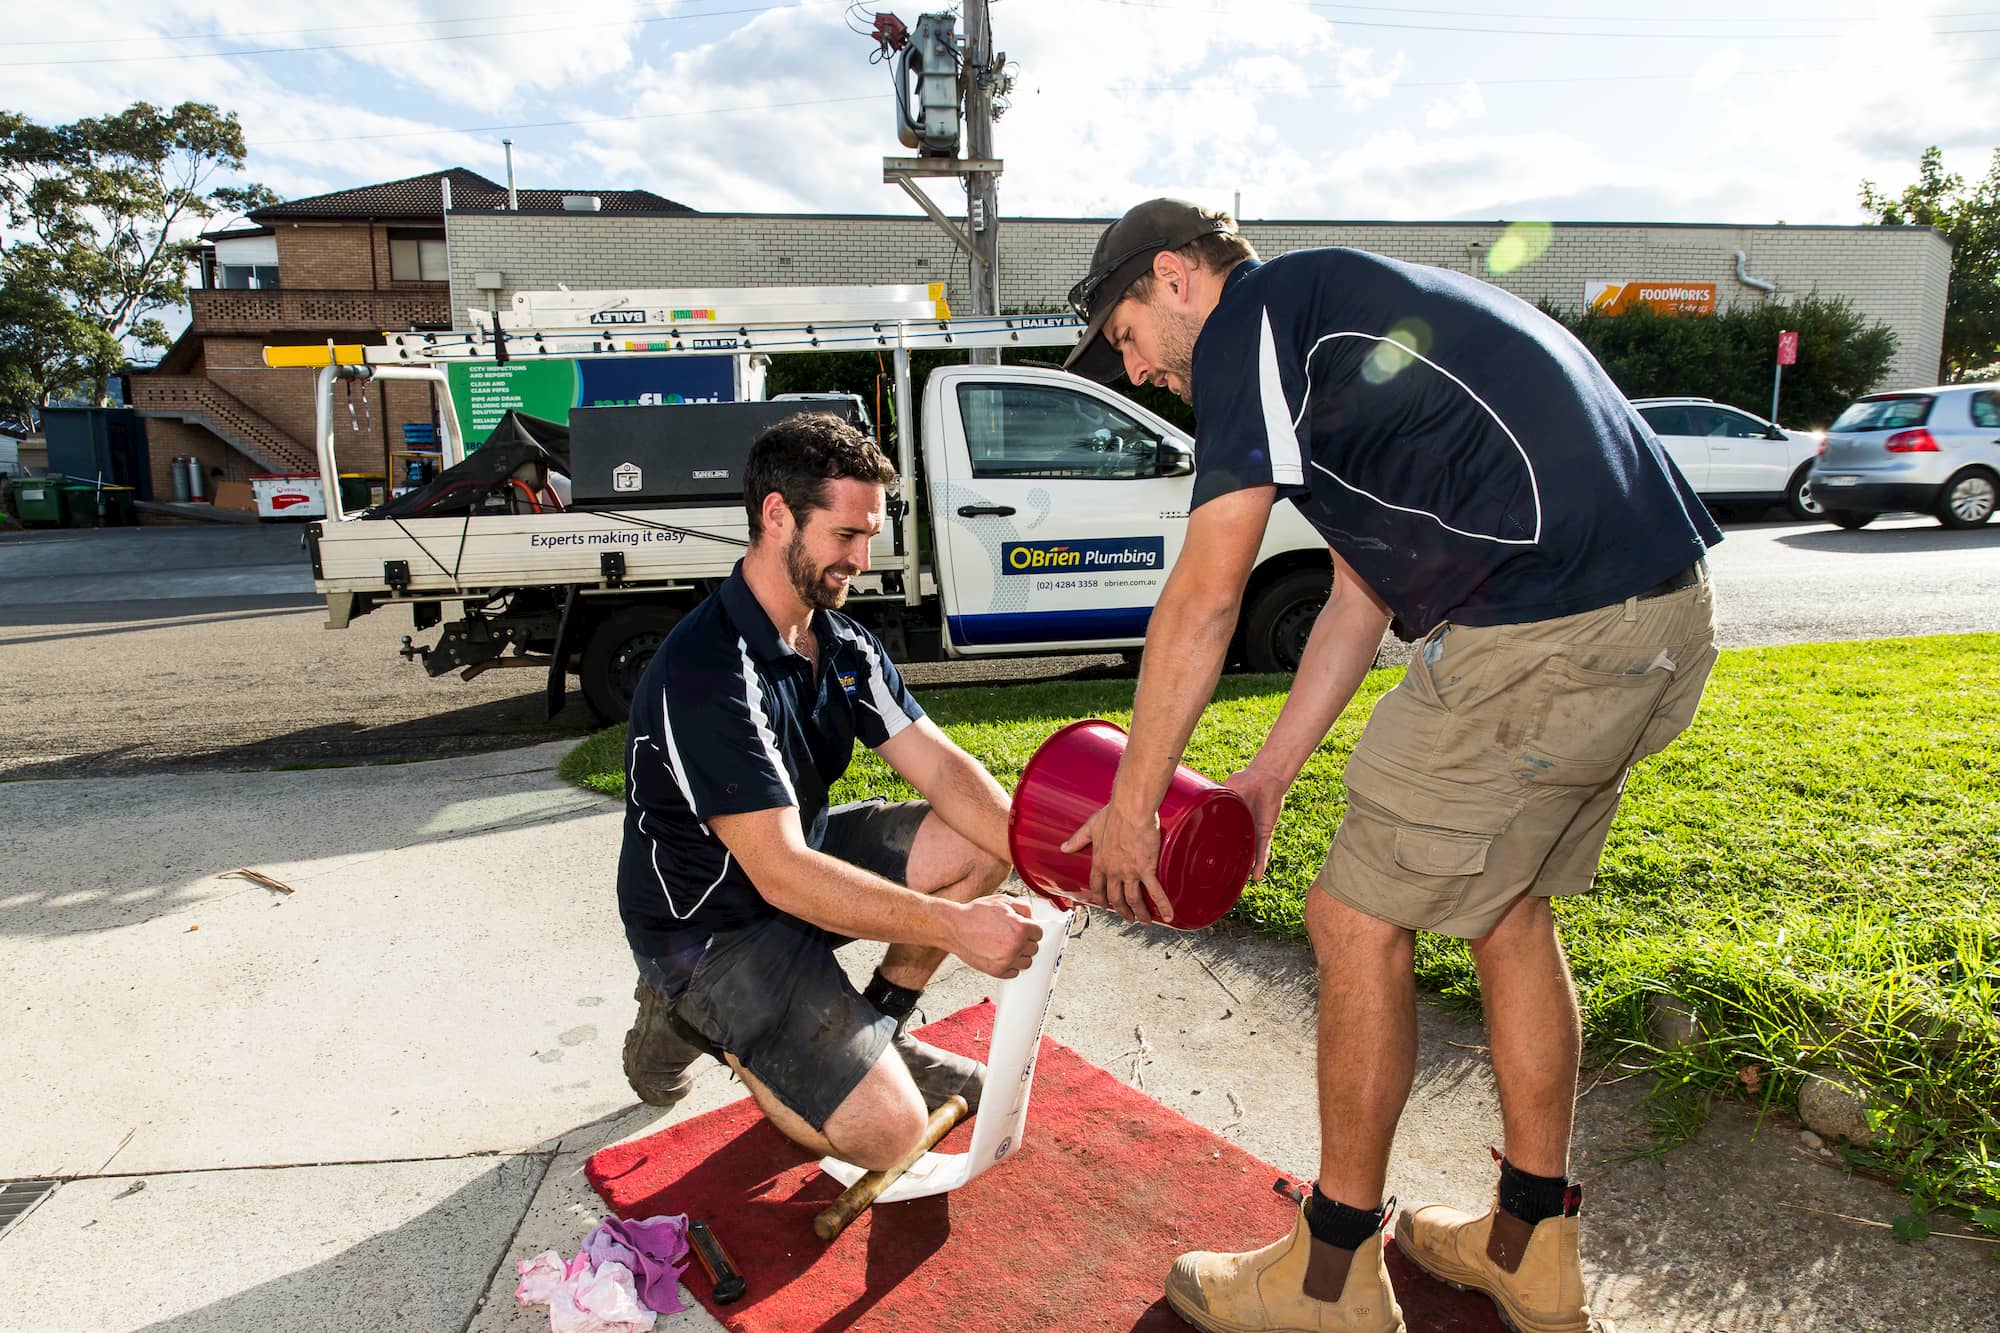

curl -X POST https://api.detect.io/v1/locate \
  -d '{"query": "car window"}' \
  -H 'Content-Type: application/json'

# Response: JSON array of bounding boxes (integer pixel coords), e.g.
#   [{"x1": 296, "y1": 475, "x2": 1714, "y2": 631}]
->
[
  {"x1": 1829, "y1": 395, "x2": 1933, "y2": 431},
  {"x1": 1681, "y1": 407, "x2": 1739, "y2": 438},
  {"x1": 1715, "y1": 410, "x2": 1772, "y2": 439},
  {"x1": 956, "y1": 383, "x2": 1163, "y2": 480},
  {"x1": 1970, "y1": 392, "x2": 2000, "y2": 429},
  {"x1": 1638, "y1": 405, "x2": 1691, "y2": 436}
]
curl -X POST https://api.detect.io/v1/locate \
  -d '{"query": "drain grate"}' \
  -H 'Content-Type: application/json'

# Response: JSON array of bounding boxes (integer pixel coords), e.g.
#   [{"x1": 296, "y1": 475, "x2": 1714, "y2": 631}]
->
[{"x1": 0, "y1": 1179, "x2": 57, "y2": 1241}]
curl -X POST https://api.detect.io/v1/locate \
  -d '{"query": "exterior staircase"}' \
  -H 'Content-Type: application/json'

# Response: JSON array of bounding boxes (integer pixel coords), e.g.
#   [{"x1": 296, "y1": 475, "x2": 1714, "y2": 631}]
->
[{"x1": 129, "y1": 375, "x2": 319, "y2": 475}]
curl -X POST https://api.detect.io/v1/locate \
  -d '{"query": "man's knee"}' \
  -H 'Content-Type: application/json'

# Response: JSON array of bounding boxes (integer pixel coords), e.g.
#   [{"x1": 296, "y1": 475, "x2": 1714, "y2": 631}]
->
[
  {"x1": 1306, "y1": 877, "x2": 1412, "y2": 970},
  {"x1": 822, "y1": 1054, "x2": 929, "y2": 1172}
]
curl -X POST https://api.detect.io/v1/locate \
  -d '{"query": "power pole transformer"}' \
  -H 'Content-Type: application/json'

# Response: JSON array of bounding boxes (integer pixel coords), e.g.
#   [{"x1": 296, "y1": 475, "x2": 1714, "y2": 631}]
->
[{"x1": 874, "y1": 2, "x2": 1009, "y2": 364}]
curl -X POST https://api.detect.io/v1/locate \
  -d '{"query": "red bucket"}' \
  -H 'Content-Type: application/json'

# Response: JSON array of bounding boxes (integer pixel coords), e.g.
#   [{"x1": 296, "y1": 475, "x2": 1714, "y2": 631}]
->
[{"x1": 1008, "y1": 718, "x2": 1255, "y2": 930}]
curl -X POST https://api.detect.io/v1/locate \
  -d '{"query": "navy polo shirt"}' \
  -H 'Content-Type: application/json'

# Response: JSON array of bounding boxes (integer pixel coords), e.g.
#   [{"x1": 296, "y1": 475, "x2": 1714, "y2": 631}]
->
[
  {"x1": 1190, "y1": 252, "x2": 1721, "y2": 637},
  {"x1": 616, "y1": 561, "x2": 926, "y2": 955}
]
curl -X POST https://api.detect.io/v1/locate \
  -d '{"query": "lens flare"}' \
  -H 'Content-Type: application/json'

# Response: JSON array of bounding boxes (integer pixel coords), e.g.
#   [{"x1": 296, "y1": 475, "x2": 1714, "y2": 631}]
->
[
  {"x1": 1486, "y1": 220, "x2": 1553, "y2": 276},
  {"x1": 1362, "y1": 318, "x2": 1433, "y2": 385}
]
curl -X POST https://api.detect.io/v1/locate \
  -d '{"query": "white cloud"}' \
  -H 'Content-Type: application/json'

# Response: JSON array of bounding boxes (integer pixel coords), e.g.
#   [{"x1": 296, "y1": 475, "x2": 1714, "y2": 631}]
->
[{"x1": 1423, "y1": 80, "x2": 1485, "y2": 131}]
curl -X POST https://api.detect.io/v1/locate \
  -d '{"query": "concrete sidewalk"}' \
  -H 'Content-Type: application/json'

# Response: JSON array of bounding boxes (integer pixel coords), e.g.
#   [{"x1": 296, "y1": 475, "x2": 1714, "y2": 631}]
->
[{"x1": 1, "y1": 745, "x2": 1991, "y2": 1331}]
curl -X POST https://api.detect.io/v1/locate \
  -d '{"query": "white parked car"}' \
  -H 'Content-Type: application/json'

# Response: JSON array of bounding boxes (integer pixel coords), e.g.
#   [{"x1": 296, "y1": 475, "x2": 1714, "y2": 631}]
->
[{"x1": 1632, "y1": 397, "x2": 1824, "y2": 520}]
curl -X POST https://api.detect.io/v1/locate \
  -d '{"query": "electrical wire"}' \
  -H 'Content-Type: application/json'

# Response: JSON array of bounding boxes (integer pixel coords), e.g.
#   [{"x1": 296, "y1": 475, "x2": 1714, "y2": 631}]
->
[
  {"x1": 0, "y1": 1, "x2": 844, "y2": 68},
  {"x1": 0, "y1": 0, "x2": 776, "y2": 48}
]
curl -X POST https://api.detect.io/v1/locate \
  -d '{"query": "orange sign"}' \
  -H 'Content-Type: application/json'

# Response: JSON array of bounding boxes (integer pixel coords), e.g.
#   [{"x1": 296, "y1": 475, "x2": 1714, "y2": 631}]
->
[{"x1": 1585, "y1": 281, "x2": 1717, "y2": 317}]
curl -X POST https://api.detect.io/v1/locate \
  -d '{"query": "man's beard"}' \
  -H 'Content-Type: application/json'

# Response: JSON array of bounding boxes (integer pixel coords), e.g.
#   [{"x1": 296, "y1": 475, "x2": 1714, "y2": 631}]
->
[
  {"x1": 785, "y1": 529, "x2": 852, "y2": 609},
  {"x1": 1153, "y1": 303, "x2": 1203, "y2": 404}
]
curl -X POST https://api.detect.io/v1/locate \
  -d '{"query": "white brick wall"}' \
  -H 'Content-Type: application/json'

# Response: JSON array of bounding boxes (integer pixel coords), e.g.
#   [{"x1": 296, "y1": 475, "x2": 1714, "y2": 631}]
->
[{"x1": 447, "y1": 213, "x2": 1951, "y2": 390}]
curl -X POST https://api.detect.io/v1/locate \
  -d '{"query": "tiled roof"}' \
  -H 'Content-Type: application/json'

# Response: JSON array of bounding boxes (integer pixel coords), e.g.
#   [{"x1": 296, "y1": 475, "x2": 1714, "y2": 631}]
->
[{"x1": 250, "y1": 168, "x2": 693, "y2": 221}]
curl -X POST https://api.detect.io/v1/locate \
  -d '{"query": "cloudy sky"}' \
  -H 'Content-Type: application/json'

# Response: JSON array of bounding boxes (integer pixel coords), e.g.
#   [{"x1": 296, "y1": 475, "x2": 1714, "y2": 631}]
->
[{"x1": 4, "y1": 0, "x2": 1996, "y2": 227}]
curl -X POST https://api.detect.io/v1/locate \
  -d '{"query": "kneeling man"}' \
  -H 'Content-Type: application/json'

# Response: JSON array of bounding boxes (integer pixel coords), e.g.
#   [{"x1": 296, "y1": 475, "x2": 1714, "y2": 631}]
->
[{"x1": 617, "y1": 412, "x2": 1042, "y2": 1171}]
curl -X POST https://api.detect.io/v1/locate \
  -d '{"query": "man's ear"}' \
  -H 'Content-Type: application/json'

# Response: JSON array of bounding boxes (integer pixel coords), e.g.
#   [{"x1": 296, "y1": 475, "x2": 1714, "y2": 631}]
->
[
  {"x1": 759, "y1": 489, "x2": 793, "y2": 539},
  {"x1": 1152, "y1": 248, "x2": 1194, "y2": 301}
]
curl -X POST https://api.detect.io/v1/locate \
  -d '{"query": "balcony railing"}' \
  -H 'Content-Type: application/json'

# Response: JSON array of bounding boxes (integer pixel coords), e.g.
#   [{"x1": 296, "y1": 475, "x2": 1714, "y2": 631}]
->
[{"x1": 190, "y1": 286, "x2": 451, "y2": 334}]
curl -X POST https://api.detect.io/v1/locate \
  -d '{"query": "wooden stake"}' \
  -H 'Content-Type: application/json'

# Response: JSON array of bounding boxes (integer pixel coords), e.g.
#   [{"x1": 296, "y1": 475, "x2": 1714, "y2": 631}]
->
[{"x1": 814, "y1": 1095, "x2": 968, "y2": 1241}]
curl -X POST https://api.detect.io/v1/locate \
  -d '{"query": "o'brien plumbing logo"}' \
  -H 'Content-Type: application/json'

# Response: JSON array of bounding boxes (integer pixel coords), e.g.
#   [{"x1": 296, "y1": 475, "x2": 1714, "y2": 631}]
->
[{"x1": 1002, "y1": 537, "x2": 1164, "y2": 574}]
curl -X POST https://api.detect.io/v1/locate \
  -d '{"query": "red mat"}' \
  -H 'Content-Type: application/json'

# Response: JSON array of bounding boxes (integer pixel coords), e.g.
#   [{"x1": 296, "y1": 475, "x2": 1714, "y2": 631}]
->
[{"x1": 587, "y1": 1002, "x2": 1502, "y2": 1333}]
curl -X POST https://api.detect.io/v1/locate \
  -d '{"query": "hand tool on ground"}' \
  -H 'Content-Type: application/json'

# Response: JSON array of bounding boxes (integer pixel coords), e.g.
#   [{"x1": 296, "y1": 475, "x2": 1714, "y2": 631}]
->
[
  {"x1": 687, "y1": 1218, "x2": 747, "y2": 1303},
  {"x1": 814, "y1": 1093, "x2": 969, "y2": 1240}
]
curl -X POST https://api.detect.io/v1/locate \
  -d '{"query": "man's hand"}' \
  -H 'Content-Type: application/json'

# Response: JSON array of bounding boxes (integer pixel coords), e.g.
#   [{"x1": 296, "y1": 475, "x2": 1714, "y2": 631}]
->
[
  {"x1": 1061, "y1": 804, "x2": 1173, "y2": 925},
  {"x1": 1224, "y1": 766, "x2": 1290, "y2": 881},
  {"x1": 949, "y1": 895, "x2": 1044, "y2": 978}
]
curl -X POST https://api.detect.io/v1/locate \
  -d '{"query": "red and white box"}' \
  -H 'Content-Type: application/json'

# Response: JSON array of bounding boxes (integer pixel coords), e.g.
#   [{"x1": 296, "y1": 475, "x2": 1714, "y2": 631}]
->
[{"x1": 250, "y1": 474, "x2": 327, "y2": 520}]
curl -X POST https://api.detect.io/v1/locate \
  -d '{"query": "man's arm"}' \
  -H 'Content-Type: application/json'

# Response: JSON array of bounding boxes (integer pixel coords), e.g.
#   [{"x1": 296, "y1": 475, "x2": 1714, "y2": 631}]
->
[
  {"x1": 707, "y1": 805, "x2": 1040, "y2": 978},
  {"x1": 1061, "y1": 485, "x2": 1276, "y2": 922},
  {"x1": 1226, "y1": 547, "x2": 1391, "y2": 876},
  {"x1": 874, "y1": 716, "x2": 1013, "y2": 867}
]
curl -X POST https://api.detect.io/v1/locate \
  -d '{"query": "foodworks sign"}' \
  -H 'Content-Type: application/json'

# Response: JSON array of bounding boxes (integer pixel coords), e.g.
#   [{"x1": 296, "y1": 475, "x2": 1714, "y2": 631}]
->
[{"x1": 1586, "y1": 281, "x2": 1716, "y2": 316}]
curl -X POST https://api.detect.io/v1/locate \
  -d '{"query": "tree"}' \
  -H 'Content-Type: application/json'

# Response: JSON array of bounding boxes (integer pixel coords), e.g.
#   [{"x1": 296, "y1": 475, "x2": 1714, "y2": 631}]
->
[
  {"x1": 0, "y1": 101, "x2": 277, "y2": 406},
  {"x1": 0, "y1": 257, "x2": 121, "y2": 427},
  {"x1": 1545, "y1": 294, "x2": 1897, "y2": 429},
  {"x1": 1861, "y1": 146, "x2": 2000, "y2": 381}
]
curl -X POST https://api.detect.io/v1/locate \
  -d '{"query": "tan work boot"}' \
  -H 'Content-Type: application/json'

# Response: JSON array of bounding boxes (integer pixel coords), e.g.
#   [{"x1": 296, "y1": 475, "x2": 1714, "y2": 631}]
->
[
  {"x1": 1165, "y1": 1199, "x2": 1403, "y2": 1333},
  {"x1": 1395, "y1": 1197, "x2": 1591, "y2": 1333}
]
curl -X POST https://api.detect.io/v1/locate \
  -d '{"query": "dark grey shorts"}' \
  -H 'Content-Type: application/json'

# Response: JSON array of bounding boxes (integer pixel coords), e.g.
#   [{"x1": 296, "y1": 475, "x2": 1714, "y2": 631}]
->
[{"x1": 635, "y1": 798, "x2": 930, "y2": 1131}]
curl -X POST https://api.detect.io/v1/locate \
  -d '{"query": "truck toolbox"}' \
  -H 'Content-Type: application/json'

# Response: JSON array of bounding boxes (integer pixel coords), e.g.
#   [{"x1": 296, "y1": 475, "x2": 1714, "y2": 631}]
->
[{"x1": 569, "y1": 399, "x2": 864, "y2": 508}]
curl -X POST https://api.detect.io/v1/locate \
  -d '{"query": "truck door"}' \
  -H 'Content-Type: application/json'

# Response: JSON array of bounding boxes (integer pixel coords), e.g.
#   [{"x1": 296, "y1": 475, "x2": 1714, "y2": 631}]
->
[{"x1": 928, "y1": 369, "x2": 1193, "y2": 654}]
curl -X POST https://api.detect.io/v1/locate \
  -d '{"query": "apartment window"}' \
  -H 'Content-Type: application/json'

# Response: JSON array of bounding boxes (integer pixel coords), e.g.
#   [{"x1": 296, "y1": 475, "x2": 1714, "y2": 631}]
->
[
  {"x1": 388, "y1": 231, "x2": 448, "y2": 282},
  {"x1": 219, "y1": 264, "x2": 280, "y2": 289}
]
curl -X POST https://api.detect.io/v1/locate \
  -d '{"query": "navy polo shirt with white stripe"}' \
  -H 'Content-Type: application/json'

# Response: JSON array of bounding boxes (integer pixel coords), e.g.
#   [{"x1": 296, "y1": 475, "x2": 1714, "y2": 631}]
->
[
  {"x1": 1189, "y1": 253, "x2": 1721, "y2": 637},
  {"x1": 616, "y1": 560, "x2": 925, "y2": 955}
]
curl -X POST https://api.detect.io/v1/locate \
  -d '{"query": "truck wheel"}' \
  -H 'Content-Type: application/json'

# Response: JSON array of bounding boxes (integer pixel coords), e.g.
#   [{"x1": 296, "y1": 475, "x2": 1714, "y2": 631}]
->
[
  {"x1": 1936, "y1": 467, "x2": 1997, "y2": 529},
  {"x1": 1826, "y1": 509, "x2": 1875, "y2": 530},
  {"x1": 581, "y1": 606, "x2": 682, "y2": 725},
  {"x1": 1784, "y1": 463, "x2": 1823, "y2": 520},
  {"x1": 1242, "y1": 567, "x2": 1331, "y2": 674}
]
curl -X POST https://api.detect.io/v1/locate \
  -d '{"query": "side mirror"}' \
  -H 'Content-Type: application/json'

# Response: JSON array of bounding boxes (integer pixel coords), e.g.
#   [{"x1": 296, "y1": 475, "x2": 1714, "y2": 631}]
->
[
  {"x1": 1157, "y1": 441, "x2": 1194, "y2": 477},
  {"x1": 1766, "y1": 426, "x2": 1787, "y2": 440}
]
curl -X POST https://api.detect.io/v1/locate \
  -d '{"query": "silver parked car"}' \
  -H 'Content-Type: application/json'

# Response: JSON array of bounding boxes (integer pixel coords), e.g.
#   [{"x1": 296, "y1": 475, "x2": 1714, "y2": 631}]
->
[
  {"x1": 1632, "y1": 397, "x2": 1825, "y2": 519},
  {"x1": 1809, "y1": 385, "x2": 2000, "y2": 529}
]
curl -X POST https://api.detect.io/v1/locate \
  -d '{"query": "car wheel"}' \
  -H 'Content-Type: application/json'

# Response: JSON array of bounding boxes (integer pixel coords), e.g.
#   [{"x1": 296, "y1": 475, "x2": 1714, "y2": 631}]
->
[
  {"x1": 1784, "y1": 464, "x2": 1824, "y2": 521},
  {"x1": 1936, "y1": 468, "x2": 1997, "y2": 529},
  {"x1": 1242, "y1": 567, "x2": 1331, "y2": 674},
  {"x1": 1826, "y1": 509, "x2": 1875, "y2": 530}
]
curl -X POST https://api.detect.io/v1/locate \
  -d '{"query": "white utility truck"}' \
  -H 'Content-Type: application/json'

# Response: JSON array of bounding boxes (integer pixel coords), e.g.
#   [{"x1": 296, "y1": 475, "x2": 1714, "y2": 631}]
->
[{"x1": 272, "y1": 286, "x2": 1331, "y2": 722}]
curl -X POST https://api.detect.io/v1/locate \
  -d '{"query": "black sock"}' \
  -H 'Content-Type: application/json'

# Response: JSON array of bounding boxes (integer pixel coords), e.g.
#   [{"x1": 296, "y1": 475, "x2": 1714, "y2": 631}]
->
[
  {"x1": 1304, "y1": 1184, "x2": 1385, "y2": 1251},
  {"x1": 862, "y1": 971, "x2": 921, "y2": 1024},
  {"x1": 1497, "y1": 1157, "x2": 1576, "y2": 1225}
]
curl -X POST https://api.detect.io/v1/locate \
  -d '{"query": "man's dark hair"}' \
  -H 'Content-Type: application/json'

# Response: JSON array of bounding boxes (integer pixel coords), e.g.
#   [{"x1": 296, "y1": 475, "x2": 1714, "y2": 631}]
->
[{"x1": 743, "y1": 412, "x2": 897, "y2": 539}]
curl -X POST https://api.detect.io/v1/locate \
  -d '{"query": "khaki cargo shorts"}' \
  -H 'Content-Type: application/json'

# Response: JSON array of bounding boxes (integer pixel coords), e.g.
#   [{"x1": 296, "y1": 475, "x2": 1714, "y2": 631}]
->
[{"x1": 1321, "y1": 571, "x2": 1717, "y2": 939}]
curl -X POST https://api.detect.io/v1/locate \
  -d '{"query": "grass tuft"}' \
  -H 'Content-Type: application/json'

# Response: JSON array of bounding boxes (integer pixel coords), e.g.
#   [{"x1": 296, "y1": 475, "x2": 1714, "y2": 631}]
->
[{"x1": 568, "y1": 634, "x2": 2000, "y2": 1234}]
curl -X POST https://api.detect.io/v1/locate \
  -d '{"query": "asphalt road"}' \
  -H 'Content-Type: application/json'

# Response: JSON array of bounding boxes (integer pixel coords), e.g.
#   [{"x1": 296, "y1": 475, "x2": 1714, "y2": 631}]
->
[{"x1": 3, "y1": 512, "x2": 1996, "y2": 779}]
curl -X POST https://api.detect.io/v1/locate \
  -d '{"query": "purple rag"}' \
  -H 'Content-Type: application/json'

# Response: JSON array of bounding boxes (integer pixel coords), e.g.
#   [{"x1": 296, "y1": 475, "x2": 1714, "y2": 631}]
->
[{"x1": 582, "y1": 1214, "x2": 691, "y2": 1314}]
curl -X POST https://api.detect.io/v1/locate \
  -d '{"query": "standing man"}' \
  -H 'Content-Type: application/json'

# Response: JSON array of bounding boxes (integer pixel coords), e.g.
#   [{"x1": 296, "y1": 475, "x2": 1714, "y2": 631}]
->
[
  {"x1": 618, "y1": 412, "x2": 1042, "y2": 1174},
  {"x1": 1061, "y1": 202, "x2": 1719, "y2": 1333}
]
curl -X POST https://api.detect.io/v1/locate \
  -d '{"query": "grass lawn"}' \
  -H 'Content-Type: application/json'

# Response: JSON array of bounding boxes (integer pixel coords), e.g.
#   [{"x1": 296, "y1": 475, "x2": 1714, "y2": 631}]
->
[{"x1": 563, "y1": 634, "x2": 2000, "y2": 1236}]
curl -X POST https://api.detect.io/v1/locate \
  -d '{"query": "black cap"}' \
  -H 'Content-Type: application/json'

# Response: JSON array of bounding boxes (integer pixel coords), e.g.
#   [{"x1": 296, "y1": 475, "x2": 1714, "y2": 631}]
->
[{"x1": 1063, "y1": 198, "x2": 1236, "y2": 382}]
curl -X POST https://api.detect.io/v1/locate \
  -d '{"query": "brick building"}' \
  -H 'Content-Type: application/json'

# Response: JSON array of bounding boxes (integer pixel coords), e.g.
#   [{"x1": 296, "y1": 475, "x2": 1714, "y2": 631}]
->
[
  {"x1": 130, "y1": 169, "x2": 691, "y2": 500},
  {"x1": 446, "y1": 212, "x2": 1951, "y2": 395}
]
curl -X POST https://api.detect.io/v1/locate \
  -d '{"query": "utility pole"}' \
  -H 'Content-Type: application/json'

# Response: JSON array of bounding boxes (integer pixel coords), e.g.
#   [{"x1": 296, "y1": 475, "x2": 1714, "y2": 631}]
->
[
  {"x1": 962, "y1": 0, "x2": 1001, "y2": 365},
  {"x1": 879, "y1": 6, "x2": 1008, "y2": 364}
]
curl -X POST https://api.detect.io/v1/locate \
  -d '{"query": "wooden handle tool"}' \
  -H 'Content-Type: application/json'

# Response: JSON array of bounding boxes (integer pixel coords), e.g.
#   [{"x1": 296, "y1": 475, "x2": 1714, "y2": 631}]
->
[{"x1": 814, "y1": 1094, "x2": 968, "y2": 1241}]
